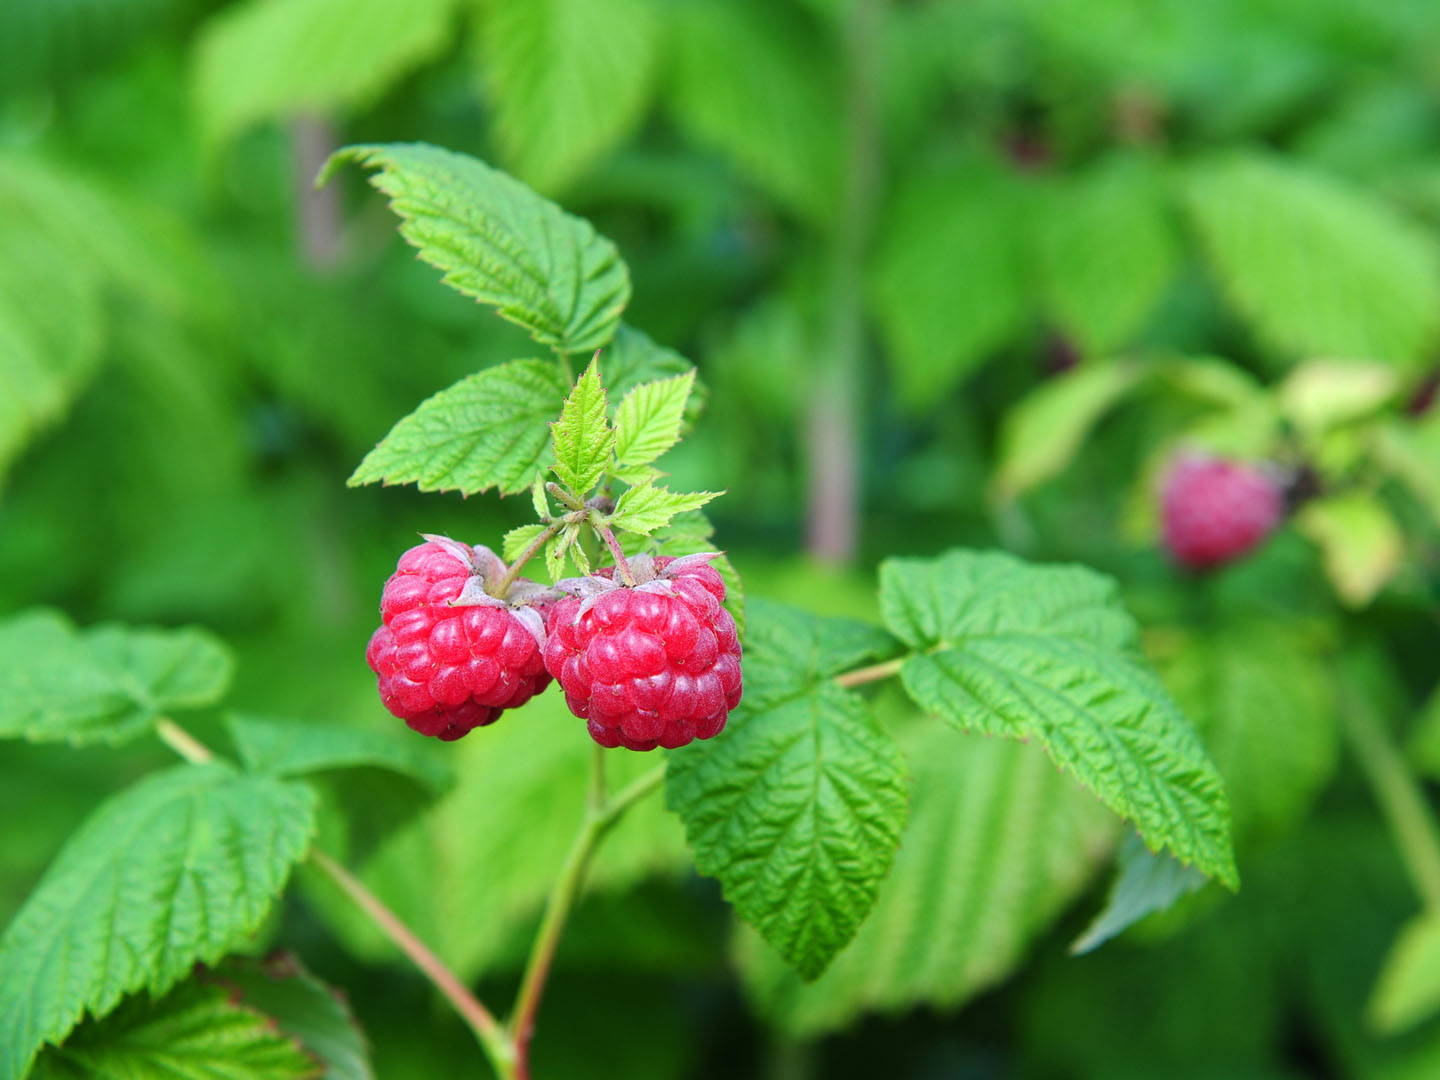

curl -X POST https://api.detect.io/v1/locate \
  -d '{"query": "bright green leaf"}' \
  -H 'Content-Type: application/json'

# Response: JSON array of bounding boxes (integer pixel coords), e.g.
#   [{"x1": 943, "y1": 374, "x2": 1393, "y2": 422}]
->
[
  {"x1": 666, "y1": 601, "x2": 907, "y2": 979},
  {"x1": 1375, "y1": 414, "x2": 1440, "y2": 529},
  {"x1": 1296, "y1": 493, "x2": 1405, "y2": 608},
  {"x1": 740, "y1": 723, "x2": 1115, "y2": 1034},
  {"x1": 475, "y1": 0, "x2": 662, "y2": 193},
  {"x1": 0, "y1": 610, "x2": 234, "y2": 747},
  {"x1": 193, "y1": 0, "x2": 456, "y2": 147},
  {"x1": 31, "y1": 980, "x2": 316, "y2": 1080},
  {"x1": 226, "y1": 714, "x2": 450, "y2": 796},
  {"x1": 550, "y1": 355, "x2": 614, "y2": 497},
  {"x1": 880, "y1": 549, "x2": 1237, "y2": 888},
  {"x1": 0, "y1": 764, "x2": 316, "y2": 1079},
  {"x1": 613, "y1": 370, "x2": 696, "y2": 469},
  {"x1": 1370, "y1": 914, "x2": 1440, "y2": 1035},
  {"x1": 1183, "y1": 153, "x2": 1440, "y2": 368},
  {"x1": 1070, "y1": 832, "x2": 1207, "y2": 955},
  {"x1": 502, "y1": 524, "x2": 548, "y2": 565},
  {"x1": 1278, "y1": 359, "x2": 1400, "y2": 434},
  {"x1": 348, "y1": 359, "x2": 569, "y2": 496},
  {"x1": 603, "y1": 324, "x2": 704, "y2": 424},
  {"x1": 609, "y1": 483, "x2": 718, "y2": 535},
  {"x1": 324, "y1": 143, "x2": 631, "y2": 353}
]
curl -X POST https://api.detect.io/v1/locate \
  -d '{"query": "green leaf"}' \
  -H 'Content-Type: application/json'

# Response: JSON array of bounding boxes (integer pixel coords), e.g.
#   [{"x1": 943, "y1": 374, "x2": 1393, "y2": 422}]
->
[
  {"x1": 475, "y1": 0, "x2": 662, "y2": 193},
  {"x1": 225, "y1": 714, "x2": 450, "y2": 796},
  {"x1": 193, "y1": 0, "x2": 456, "y2": 147},
  {"x1": 502, "y1": 523, "x2": 548, "y2": 564},
  {"x1": 613, "y1": 370, "x2": 696, "y2": 469},
  {"x1": 1183, "y1": 153, "x2": 1440, "y2": 368},
  {"x1": 602, "y1": 324, "x2": 703, "y2": 422},
  {"x1": 1035, "y1": 154, "x2": 1180, "y2": 357},
  {"x1": 879, "y1": 549, "x2": 1237, "y2": 888},
  {"x1": 31, "y1": 980, "x2": 317, "y2": 1080},
  {"x1": 0, "y1": 610, "x2": 234, "y2": 747},
  {"x1": 550, "y1": 354, "x2": 614, "y2": 496},
  {"x1": 1369, "y1": 915, "x2": 1440, "y2": 1035},
  {"x1": 666, "y1": 0, "x2": 842, "y2": 221},
  {"x1": 608, "y1": 483, "x2": 718, "y2": 535},
  {"x1": 1070, "y1": 833, "x2": 1207, "y2": 955},
  {"x1": 992, "y1": 360, "x2": 1147, "y2": 499},
  {"x1": 324, "y1": 143, "x2": 631, "y2": 352},
  {"x1": 665, "y1": 601, "x2": 907, "y2": 979},
  {"x1": 348, "y1": 358, "x2": 569, "y2": 496},
  {"x1": 739, "y1": 723, "x2": 1115, "y2": 1035},
  {"x1": 218, "y1": 956, "x2": 373, "y2": 1080},
  {"x1": 1296, "y1": 493, "x2": 1405, "y2": 608},
  {"x1": 544, "y1": 532, "x2": 567, "y2": 584},
  {"x1": 1375, "y1": 414, "x2": 1440, "y2": 530},
  {"x1": 0, "y1": 764, "x2": 316, "y2": 1079},
  {"x1": 1154, "y1": 621, "x2": 1338, "y2": 845},
  {"x1": 1278, "y1": 359, "x2": 1400, "y2": 435},
  {"x1": 870, "y1": 158, "x2": 1026, "y2": 404}
]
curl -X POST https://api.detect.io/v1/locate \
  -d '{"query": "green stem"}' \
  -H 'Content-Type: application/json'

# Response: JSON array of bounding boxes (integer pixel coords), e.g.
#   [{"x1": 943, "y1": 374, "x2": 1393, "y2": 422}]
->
[
  {"x1": 1344, "y1": 693, "x2": 1440, "y2": 911},
  {"x1": 834, "y1": 656, "x2": 905, "y2": 688},
  {"x1": 593, "y1": 522, "x2": 636, "y2": 586},
  {"x1": 157, "y1": 718, "x2": 215, "y2": 764},
  {"x1": 495, "y1": 520, "x2": 567, "y2": 596},
  {"x1": 509, "y1": 759, "x2": 665, "y2": 1079}
]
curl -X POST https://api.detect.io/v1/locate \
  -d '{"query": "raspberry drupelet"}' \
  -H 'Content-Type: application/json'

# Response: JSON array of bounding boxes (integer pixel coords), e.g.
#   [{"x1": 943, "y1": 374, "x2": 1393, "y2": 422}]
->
[
  {"x1": 544, "y1": 553, "x2": 743, "y2": 751},
  {"x1": 1161, "y1": 453, "x2": 1284, "y2": 569},
  {"x1": 366, "y1": 536, "x2": 552, "y2": 741}
]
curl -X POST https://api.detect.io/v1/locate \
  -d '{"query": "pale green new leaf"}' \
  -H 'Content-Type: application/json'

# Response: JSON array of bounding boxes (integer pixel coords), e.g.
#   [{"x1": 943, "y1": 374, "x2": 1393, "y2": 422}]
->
[
  {"x1": 613, "y1": 370, "x2": 696, "y2": 468},
  {"x1": 502, "y1": 524, "x2": 547, "y2": 565},
  {"x1": 226, "y1": 714, "x2": 450, "y2": 796},
  {"x1": 992, "y1": 360, "x2": 1147, "y2": 499},
  {"x1": 1035, "y1": 154, "x2": 1180, "y2": 357},
  {"x1": 666, "y1": 601, "x2": 907, "y2": 979},
  {"x1": 1278, "y1": 359, "x2": 1399, "y2": 435},
  {"x1": 0, "y1": 610, "x2": 234, "y2": 747},
  {"x1": 1070, "y1": 832, "x2": 1207, "y2": 955},
  {"x1": 602, "y1": 324, "x2": 703, "y2": 422},
  {"x1": 348, "y1": 359, "x2": 569, "y2": 496},
  {"x1": 1183, "y1": 154, "x2": 1440, "y2": 368},
  {"x1": 193, "y1": 0, "x2": 456, "y2": 147},
  {"x1": 1296, "y1": 493, "x2": 1405, "y2": 608},
  {"x1": 870, "y1": 159, "x2": 1027, "y2": 404},
  {"x1": 1369, "y1": 915, "x2": 1440, "y2": 1035},
  {"x1": 740, "y1": 724, "x2": 1115, "y2": 1034},
  {"x1": 475, "y1": 0, "x2": 662, "y2": 193},
  {"x1": 609, "y1": 483, "x2": 717, "y2": 535},
  {"x1": 325, "y1": 143, "x2": 631, "y2": 352},
  {"x1": 544, "y1": 532, "x2": 567, "y2": 584},
  {"x1": 0, "y1": 765, "x2": 316, "y2": 1080},
  {"x1": 880, "y1": 549, "x2": 1237, "y2": 888},
  {"x1": 31, "y1": 980, "x2": 317, "y2": 1080},
  {"x1": 550, "y1": 355, "x2": 613, "y2": 496}
]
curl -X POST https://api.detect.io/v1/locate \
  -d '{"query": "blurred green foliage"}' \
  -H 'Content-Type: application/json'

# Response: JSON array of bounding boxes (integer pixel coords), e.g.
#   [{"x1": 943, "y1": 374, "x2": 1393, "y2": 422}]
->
[{"x1": 4, "y1": 0, "x2": 1440, "y2": 1075}]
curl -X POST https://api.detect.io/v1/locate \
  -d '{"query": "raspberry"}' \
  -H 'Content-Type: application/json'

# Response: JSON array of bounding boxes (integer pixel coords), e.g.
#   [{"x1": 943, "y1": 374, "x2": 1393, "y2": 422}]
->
[
  {"x1": 544, "y1": 553, "x2": 743, "y2": 751},
  {"x1": 366, "y1": 535, "x2": 552, "y2": 740},
  {"x1": 1161, "y1": 453, "x2": 1283, "y2": 569}
]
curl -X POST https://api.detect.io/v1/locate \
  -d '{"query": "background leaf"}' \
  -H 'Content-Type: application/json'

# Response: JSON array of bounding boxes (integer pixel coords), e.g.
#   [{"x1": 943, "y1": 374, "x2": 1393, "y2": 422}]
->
[
  {"x1": 226, "y1": 713, "x2": 450, "y2": 795},
  {"x1": 1296, "y1": 493, "x2": 1405, "y2": 608},
  {"x1": 0, "y1": 764, "x2": 316, "y2": 1080},
  {"x1": 1070, "y1": 832, "x2": 1208, "y2": 955},
  {"x1": 1369, "y1": 914, "x2": 1440, "y2": 1035}
]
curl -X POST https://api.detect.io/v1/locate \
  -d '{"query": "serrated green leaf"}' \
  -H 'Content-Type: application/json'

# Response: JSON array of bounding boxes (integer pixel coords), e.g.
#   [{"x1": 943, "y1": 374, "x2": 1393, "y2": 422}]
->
[
  {"x1": 0, "y1": 764, "x2": 317, "y2": 1079},
  {"x1": 475, "y1": 0, "x2": 661, "y2": 193},
  {"x1": 609, "y1": 483, "x2": 717, "y2": 535},
  {"x1": 740, "y1": 723, "x2": 1115, "y2": 1035},
  {"x1": 1070, "y1": 832, "x2": 1207, "y2": 955},
  {"x1": 1154, "y1": 621, "x2": 1338, "y2": 845},
  {"x1": 870, "y1": 158, "x2": 1026, "y2": 404},
  {"x1": 550, "y1": 355, "x2": 614, "y2": 496},
  {"x1": 1035, "y1": 154, "x2": 1180, "y2": 357},
  {"x1": 218, "y1": 957, "x2": 373, "y2": 1080},
  {"x1": 880, "y1": 549, "x2": 1237, "y2": 888},
  {"x1": 348, "y1": 359, "x2": 569, "y2": 496},
  {"x1": 544, "y1": 533, "x2": 567, "y2": 584},
  {"x1": 1296, "y1": 493, "x2": 1405, "y2": 608},
  {"x1": 530, "y1": 479, "x2": 550, "y2": 519},
  {"x1": 0, "y1": 610, "x2": 234, "y2": 747},
  {"x1": 568, "y1": 528, "x2": 591, "y2": 575},
  {"x1": 193, "y1": 0, "x2": 456, "y2": 147},
  {"x1": 992, "y1": 360, "x2": 1147, "y2": 499},
  {"x1": 225, "y1": 714, "x2": 450, "y2": 796},
  {"x1": 502, "y1": 524, "x2": 548, "y2": 565},
  {"x1": 603, "y1": 324, "x2": 704, "y2": 423},
  {"x1": 1183, "y1": 153, "x2": 1440, "y2": 368},
  {"x1": 325, "y1": 143, "x2": 631, "y2": 352},
  {"x1": 666, "y1": 601, "x2": 906, "y2": 979},
  {"x1": 1369, "y1": 914, "x2": 1440, "y2": 1034},
  {"x1": 613, "y1": 370, "x2": 695, "y2": 469},
  {"x1": 31, "y1": 980, "x2": 317, "y2": 1080},
  {"x1": 610, "y1": 462, "x2": 662, "y2": 487}
]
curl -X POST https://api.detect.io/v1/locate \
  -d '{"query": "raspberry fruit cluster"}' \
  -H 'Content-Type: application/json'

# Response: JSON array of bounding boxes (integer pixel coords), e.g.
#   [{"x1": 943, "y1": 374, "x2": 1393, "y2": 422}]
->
[
  {"x1": 367, "y1": 540, "x2": 742, "y2": 749},
  {"x1": 1161, "y1": 453, "x2": 1284, "y2": 569}
]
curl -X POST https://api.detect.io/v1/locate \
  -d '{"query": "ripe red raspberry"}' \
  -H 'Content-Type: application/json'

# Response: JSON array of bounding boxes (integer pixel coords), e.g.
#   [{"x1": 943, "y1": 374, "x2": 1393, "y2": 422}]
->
[
  {"x1": 544, "y1": 554, "x2": 742, "y2": 751},
  {"x1": 366, "y1": 535, "x2": 553, "y2": 740},
  {"x1": 1161, "y1": 453, "x2": 1283, "y2": 569}
]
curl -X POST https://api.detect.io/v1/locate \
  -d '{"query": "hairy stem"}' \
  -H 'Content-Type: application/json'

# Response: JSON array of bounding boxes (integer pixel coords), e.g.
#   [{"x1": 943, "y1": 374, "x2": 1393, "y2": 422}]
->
[
  {"x1": 495, "y1": 520, "x2": 567, "y2": 596},
  {"x1": 1344, "y1": 694, "x2": 1440, "y2": 911},
  {"x1": 509, "y1": 760, "x2": 665, "y2": 1078},
  {"x1": 834, "y1": 656, "x2": 906, "y2": 688},
  {"x1": 593, "y1": 522, "x2": 636, "y2": 586}
]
